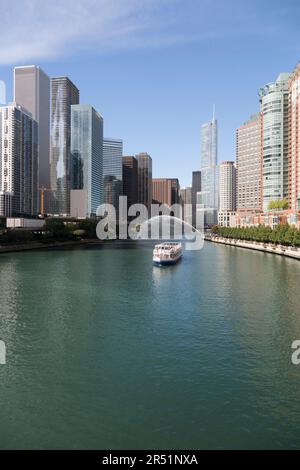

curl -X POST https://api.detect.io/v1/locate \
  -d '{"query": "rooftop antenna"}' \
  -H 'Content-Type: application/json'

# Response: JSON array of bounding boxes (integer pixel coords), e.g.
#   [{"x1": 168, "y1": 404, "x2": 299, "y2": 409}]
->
[{"x1": 212, "y1": 104, "x2": 216, "y2": 121}]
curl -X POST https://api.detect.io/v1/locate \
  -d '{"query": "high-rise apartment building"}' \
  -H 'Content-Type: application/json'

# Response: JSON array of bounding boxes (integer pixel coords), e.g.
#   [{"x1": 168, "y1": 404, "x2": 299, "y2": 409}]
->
[
  {"x1": 14, "y1": 66, "x2": 50, "y2": 194},
  {"x1": 103, "y1": 138, "x2": 123, "y2": 208},
  {"x1": 259, "y1": 73, "x2": 290, "y2": 211},
  {"x1": 136, "y1": 152, "x2": 152, "y2": 209},
  {"x1": 199, "y1": 114, "x2": 219, "y2": 225},
  {"x1": 50, "y1": 77, "x2": 79, "y2": 215},
  {"x1": 122, "y1": 156, "x2": 138, "y2": 209},
  {"x1": 218, "y1": 161, "x2": 236, "y2": 227},
  {"x1": 219, "y1": 161, "x2": 236, "y2": 212},
  {"x1": 180, "y1": 187, "x2": 192, "y2": 205},
  {"x1": 289, "y1": 64, "x2": 300, "y2": 212},
  {"x1": 0, "y1": 103, "x2": 38, "y2": 217},
  {"x1": 152, "y1": 178, "x2": 180, "y2": 206},
  {"x1": 192, "y1": 170, "x2": 201, "y2": 226},
  {"x1": 70, "y1": 105, "x2": 103, "y2": 218},
  {"x1": 236, "y1": 113, "x2": 262, "y2": 212}
]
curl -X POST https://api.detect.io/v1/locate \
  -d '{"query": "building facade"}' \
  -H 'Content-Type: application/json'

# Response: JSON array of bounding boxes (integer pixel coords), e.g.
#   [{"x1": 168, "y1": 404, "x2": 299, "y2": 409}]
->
[
  {"x1": 70, "y1": 104, "x2": 103, "y2": 218},
  {"x1": 259, "y1": 73, "x2": 290, "y2": 211},
  {"x1": 14, "y1": 66, "x2": 50, "y2": 194},
  {"x1": 136, "y1": 152, "x2": 152, "y2": 209},
  {"x1": 50, "y1": 77, "x2": 79, "y2": 215},
  {"x1": 152, "y1": 178, "x2": 180, "y2": 206},
  {"x1": 0, "y1": 103, "x2": 38, "y2": 217},
  {"x1": 219, "y1": 161, "x2": 236, "y2": 211},
  {"x1": 218, "y1": 161, "x2": 236, "y2": 227},
  {"x1": 122, "y1": 156, "x2": 138, "y2": 210},
  {"x1": 103, "y1": 138, "x2": 123, "y2": 208},
  {"x1": 180, "y1": 186, "x2": 192, "y2": 225},
  {"x1": 199, "y1": 115, "x2": 219, "y2": 225},
  {"x1": 289, "y1": 64, "x2": 300, "y2": 212},
  {"x1": 236, "y1": 113, "x2": 262, "y2": 213}
]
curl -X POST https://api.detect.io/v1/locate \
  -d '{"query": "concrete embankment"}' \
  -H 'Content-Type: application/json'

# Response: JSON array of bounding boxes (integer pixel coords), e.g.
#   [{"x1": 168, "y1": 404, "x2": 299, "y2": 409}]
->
[{"x1": 206, "y1": 236, "x2": 300, "y2": 260}]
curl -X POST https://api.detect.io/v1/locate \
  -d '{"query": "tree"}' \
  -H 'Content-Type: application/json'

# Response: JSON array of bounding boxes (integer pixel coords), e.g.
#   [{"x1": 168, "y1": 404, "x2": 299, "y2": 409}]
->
[
  {"x1": 0, "y1": 229, "x2": 34, "y2": 244},
  {"x1": 44, "y1": 218, "x2": 73, "y2": 240},
  {"x1": 268, "y1": 199, "x2": 289, "y2": 211},
  {"x1": 211, "y1": 223, "x2": 300, "y2": 247},
  {"x1": 78, "y1": 219, "x2": 97, "y2": 238}
]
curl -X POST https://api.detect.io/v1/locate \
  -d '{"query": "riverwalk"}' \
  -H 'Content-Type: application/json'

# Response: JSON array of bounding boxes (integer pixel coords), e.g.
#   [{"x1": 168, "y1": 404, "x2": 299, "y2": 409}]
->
[{"x1": 206, "y1": 236, "x2": 300, "y2": 260}]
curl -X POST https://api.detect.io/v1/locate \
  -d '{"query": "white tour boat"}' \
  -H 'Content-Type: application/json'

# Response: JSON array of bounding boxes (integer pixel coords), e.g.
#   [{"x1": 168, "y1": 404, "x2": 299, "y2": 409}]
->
[{"x1": 153, "y1": 242, "x2": 183, "y2": 266}]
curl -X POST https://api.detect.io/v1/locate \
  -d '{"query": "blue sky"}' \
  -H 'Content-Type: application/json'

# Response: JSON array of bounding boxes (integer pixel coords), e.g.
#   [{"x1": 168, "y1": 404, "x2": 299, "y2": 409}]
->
[{"x1": 1, "y1": 0, "x2": 300, "y2": 185}]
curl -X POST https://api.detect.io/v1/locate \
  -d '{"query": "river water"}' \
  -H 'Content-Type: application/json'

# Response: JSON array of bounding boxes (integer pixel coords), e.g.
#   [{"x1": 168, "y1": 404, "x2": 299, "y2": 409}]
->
[{"x1": 0, "y1": 242, "x2": 300, "y2": 449}]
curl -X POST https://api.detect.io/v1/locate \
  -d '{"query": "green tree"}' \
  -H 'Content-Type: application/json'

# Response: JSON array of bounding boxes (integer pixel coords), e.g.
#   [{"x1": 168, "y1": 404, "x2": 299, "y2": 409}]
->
[
  {"x1": 78, "y1": 219, "x2": 97, "y2": 238},
  {"x1": 44, "y1": 218, "x2": 74, "y2": 240}
]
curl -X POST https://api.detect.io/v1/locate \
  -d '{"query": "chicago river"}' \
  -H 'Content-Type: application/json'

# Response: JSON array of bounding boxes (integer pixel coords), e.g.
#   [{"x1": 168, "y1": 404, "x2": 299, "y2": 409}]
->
[{"x1": 0, "y1": 242, "x2": 300, "y2": 449}]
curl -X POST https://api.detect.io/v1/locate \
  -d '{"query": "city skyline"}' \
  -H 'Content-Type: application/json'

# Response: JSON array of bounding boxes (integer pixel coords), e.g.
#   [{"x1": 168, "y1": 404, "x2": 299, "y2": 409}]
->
[
  {"x1": 1, "y1": 1, "x2": 300, "y2": 186},
  {"x1": 2, "y1": 57, "x2": 300, "y2": 227}
]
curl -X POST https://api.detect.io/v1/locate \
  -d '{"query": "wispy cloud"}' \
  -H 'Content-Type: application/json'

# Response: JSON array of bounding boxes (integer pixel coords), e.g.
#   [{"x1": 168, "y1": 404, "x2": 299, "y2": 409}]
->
[
  {"x1": 0, "y1": 0, "x2": 180, "y2": 64},
  {"x1": 0, "y1": 0, "x2": 294, "y2": 65}
]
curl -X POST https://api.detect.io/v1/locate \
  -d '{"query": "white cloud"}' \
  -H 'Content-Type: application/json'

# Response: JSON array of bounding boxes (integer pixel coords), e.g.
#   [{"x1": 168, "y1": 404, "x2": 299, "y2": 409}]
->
[
  {"x1": 0, "y1": 0, "x2": 184, "y2": 64},
  {"x1": 0, "y1": 0, "x2": 286, "y2": 65}
]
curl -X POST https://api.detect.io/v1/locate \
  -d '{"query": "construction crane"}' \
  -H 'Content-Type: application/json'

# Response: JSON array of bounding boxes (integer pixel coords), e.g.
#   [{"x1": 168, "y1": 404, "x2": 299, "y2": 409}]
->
[{"x1": 39, "y1": 186, "x2": 52, "y2": 217}]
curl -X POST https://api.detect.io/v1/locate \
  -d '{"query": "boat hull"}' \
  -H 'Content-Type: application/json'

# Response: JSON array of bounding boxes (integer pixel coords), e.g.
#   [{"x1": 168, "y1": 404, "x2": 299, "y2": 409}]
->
[{"x1": 153, "y1": 255, "x2": 182, "y2": 266}]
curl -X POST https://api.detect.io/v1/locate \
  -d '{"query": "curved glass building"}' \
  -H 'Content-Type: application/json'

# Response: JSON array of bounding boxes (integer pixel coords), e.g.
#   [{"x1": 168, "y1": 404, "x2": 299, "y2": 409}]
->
[
  {"x1": 259, "y1": 73, "x2": 290, "y2": 211},
  {"x1": 50, "y1": 77, "x2": 79, "y2": 216}
]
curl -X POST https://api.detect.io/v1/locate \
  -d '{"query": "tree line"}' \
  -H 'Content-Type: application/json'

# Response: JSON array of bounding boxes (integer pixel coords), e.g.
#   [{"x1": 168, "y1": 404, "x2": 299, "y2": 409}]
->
[
  {"x1": 211, "y1": 224, "x2": 300, "y2": 247},
  {"x1": 0, "y1": 219, "x2": 98, "y2": 244}
]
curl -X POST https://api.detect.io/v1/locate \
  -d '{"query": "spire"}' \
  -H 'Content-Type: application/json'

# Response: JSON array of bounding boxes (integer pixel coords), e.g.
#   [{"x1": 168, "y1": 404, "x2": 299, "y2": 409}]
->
[{"x1": 212, "y1": 104, "x2": 216, "y2": 121}]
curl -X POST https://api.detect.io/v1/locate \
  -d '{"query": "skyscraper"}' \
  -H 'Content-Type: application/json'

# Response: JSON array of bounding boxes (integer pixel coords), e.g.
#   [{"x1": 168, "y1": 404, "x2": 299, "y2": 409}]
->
[
  {"x1": 152, "y1": 178, "x2": 180, "y2": 206},
  {"x1": 218, "y1": 161, "x2": 236, "y2": 227},
  {"x1": 136, "y1": 152, "x2": 152, "y2": 209},
  {"x1": 14, "y1": 66, "x2": 50, "y2": 195},
  {"x1": 70, "y1": 105, "x2": 103, "y2": 218},
  {"x1": 122, "y1": 156, "x2": 138, "y2": 209},
  {"x1": 180, "y1": 186, "x2": 192, "y2": 225},
  {"x1": 259, "y1": 73, "x2": 290, "y2": 211},
  {"x1": 199, "y1": 112, "x2": 219, "y2": 225},
  {"x1": 0, "y1": 103, "x2": 38, "y2": 217},
  {"x1": 236, "y1": 113, "x2": 262, "y2": 213},
  {"x1": 192, "y1": 170, "x2": 201, "y2": 226},
  {"x1": 219, "y1": 162, "x2": 236, "y2": 211},
  {"x1": 50, "y1": 77, "x2": 79, "y2": 215},
  {"x1": 289, "y1": 64, "x2": 300, "y2": 212},
  {"x1": 103, "y1": 138, "x2": 123, "y2": 208}
]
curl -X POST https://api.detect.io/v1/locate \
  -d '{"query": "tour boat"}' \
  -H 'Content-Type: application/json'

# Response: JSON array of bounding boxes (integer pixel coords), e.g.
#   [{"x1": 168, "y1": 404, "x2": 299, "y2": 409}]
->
[{"x1": 153, "y1": 242, "x2": 183, "y2": 266}]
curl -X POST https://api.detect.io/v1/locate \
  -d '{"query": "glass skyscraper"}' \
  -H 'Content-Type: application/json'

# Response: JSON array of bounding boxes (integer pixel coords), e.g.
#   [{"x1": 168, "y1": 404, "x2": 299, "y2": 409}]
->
[
  {"x1": 70, "y1": 105, "x2": 103, "y2": 217},
  {"x1": 199, "y1": 114, "x2": 219, "y2": 226},
  {"x1": 192, "y1": 170, "x2": 201, "y2": 226},
  {"x1": 50, "y1": 77, "x2": 79, "y2": 215},
  {"x1": 103, "y1": 138, "x2": 123, "y2": 208},
  {"x1": 259, "y1": 73, "x2": 290, "y2": 211},
  {"x1": 122, "y1": 156, "x2": 138, "y2": 210},
  {"x1": 136, "y1": 153, "x2": 152, "y2": 210}
]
